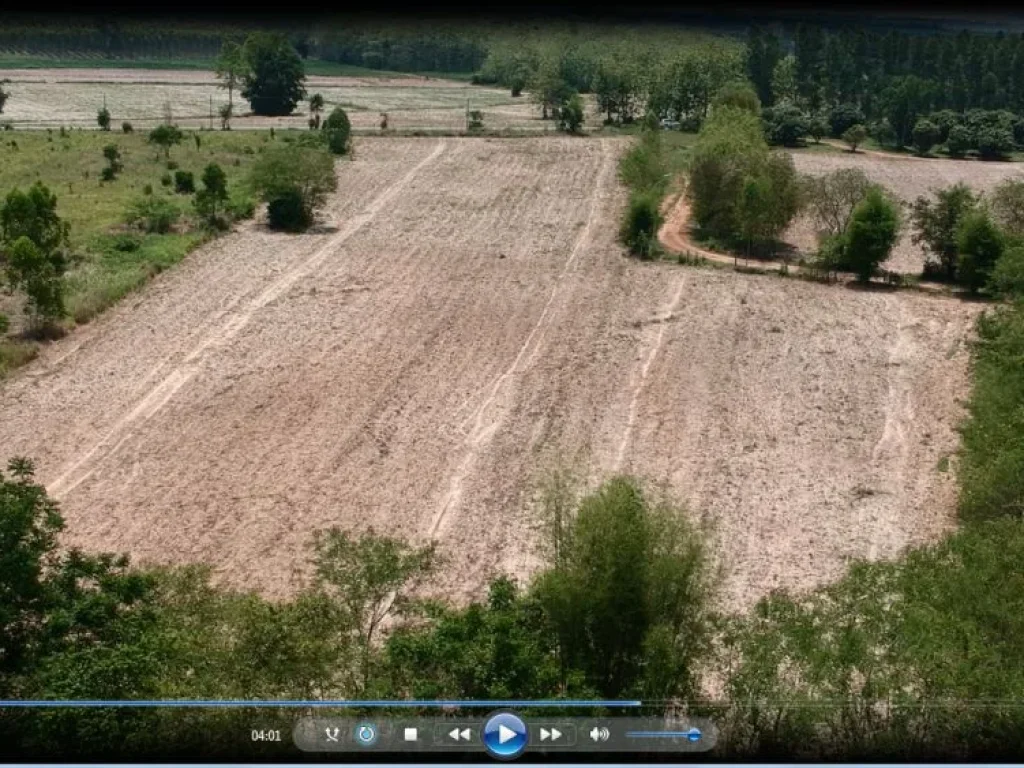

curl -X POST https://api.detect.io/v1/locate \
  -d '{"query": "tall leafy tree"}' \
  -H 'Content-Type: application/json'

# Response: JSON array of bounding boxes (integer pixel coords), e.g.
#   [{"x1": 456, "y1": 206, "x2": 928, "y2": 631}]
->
[{"x1": 240, "y1": 32, "x2": 307, "y2": 117}]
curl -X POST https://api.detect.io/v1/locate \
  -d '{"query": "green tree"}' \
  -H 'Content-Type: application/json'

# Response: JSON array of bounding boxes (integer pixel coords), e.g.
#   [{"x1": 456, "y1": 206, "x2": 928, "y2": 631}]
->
[
  {"x1": 912, "y1": 118, "x2": 940, "y2": 155},
  {"x1": 0, "y1": 80, "x2": 9, "y2": 114},
  {"x1": 96, "y1": 106, "x2": 111, "y2": 131},
  {"x1": 957, "y1": 209, "x2": 1004, "y2": 293},
  {"x1": 841, "y1": 123, "x2": 867, "y2": 152},
  {"x1": 844, "y1": 187, "x2": 901, "y2": 282},
  {"x1": 308, "y1": 93, "x2": 325, "y2": 129},
  {"x1": 147, "y1": 124, "x2": 183, "y2": 159},
  {"x1": 312, "y1": 528, "x2": 436, "y2": 692},
  {"x1": 687, "y1": 106, "x2": 770, "y2": 240},
  {"x1": 737, "y1": 152, "x2": 803, "y2": 254},
  {"x1": 240, "y1": 32, "x2": 306, "y2": 117},
  {"x1": 910, "y1": 183, "x2": 978, "y2": 281},
  {"x1": 531, "y1": 476, "x2": 712, "y2": 699},
  {"x1": 0, "y1": 183, "x2": 69, "y2": 326},
  {"x1": 214, "y1": 39, "x2": 247, "y2": 113},
  {"x1": 322, "y1": 107, "x2": 351, "y2": 155},
  {"x1": 808, "y1": 113, "x2": 829, "y2": 143},
  {"x1": 556, "y1": 93, "x2": 584, "y2": 134},
  {"x1": 193, "y1": 164, "x2": 228, "y2": 225}
]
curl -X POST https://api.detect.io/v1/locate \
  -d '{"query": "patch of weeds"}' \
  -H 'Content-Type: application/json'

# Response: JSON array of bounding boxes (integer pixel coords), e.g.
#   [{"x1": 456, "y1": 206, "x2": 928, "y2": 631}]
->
[
  {"x1": 937, "y1": 455, "x2": 951, "y2": 473},
  {"x1": 0, "y1": 338, "x2": 38, "y2": 376}
]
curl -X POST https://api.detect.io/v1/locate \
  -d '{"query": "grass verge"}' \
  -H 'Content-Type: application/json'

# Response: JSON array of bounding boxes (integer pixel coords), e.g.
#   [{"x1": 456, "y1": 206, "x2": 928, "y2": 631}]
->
[{"x1": 0, "y1": 128, "x2": 268, "y2": 375}]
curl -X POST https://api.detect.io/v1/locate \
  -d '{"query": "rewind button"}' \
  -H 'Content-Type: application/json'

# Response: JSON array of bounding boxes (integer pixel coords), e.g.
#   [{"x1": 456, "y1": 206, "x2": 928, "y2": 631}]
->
[{"x1": 434, "y1": 723, "x2": 476, "y2": 747}]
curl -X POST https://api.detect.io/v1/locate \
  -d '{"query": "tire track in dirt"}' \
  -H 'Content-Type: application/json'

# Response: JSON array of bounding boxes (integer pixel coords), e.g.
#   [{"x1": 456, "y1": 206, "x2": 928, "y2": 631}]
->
[
  {"x1": 429, "y1": 139, "x2": 612, "y2": 538},
  {"x1": 47, "y1": 141, "x2": 447, "y2": 500},
  {"x1": 863, "y1": 296, "x2": 915, "y2": 560},
  {"x1": 613, "y1": 274, "x2": 689, "y2": 471}
]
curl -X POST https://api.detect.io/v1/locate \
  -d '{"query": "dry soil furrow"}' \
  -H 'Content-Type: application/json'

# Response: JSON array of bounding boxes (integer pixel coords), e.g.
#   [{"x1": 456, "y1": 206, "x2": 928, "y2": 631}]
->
[{"x1": 43, "y1": 140, "x2": 447, "y2": 499}]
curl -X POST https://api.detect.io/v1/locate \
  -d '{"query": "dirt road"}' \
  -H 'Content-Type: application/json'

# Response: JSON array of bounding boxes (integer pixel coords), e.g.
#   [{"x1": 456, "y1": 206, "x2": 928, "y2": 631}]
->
[{"x1": 0, "y1": 137, "x2": 976, "y2": 611}]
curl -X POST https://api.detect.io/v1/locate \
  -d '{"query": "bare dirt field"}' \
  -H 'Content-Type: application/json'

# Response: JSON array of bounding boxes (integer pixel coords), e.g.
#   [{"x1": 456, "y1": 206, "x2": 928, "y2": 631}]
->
[
  {"x1": 0, "y1": 66, "x2": 571, "y2": 133},
  {"x1": 0, "y1": 136, "x2": 977, "y2": 612},
  {"x1": 787, "y1": 150, "x2": 1024, "y2": 273}
]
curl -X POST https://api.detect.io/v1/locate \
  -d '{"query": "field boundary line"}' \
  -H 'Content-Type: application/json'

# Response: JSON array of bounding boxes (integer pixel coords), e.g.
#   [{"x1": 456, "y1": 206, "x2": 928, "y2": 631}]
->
[{"x1": 46, "y1": 140, "x2": 447, "y2": 501}]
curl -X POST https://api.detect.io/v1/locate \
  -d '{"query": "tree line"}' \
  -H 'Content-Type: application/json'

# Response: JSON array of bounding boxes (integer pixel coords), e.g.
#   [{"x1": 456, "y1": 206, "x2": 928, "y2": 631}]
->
[{"x1": 748, "y1": 23, "x2": 1024, "y2": 157}]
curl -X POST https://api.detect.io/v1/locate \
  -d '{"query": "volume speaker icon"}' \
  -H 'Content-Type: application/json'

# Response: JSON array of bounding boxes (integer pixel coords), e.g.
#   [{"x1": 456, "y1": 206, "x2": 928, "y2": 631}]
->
[{"x1": 588, "y1": 726, "x2": 611, "y2": 743}]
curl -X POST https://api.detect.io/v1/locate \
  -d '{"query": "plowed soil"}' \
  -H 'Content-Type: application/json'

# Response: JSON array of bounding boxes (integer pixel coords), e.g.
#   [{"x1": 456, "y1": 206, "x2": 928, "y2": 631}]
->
[{"x1": 0, "y1": 137, "x2": 977, "y2": 611}]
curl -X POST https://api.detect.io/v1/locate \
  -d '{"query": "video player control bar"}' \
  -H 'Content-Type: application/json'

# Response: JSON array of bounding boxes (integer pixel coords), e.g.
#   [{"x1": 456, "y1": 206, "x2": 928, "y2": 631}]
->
[{"x1": 293, "y1": 713, "x2": 717, "y2": 756}]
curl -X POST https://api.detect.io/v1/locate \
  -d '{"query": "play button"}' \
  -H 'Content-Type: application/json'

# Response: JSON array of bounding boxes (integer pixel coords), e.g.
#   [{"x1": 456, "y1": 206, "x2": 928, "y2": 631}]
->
[{"x1": 483, "y1": 712, "x2": 527, "y2": 759}]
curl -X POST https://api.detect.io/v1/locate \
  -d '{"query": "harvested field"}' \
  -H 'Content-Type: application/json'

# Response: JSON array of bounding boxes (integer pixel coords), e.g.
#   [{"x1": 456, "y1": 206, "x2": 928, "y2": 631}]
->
[
  {"x1": 0, "y1": 66, "x2": 581, "y2": 133},
  {"x1": 0, "y1": 137, "x2": 977, "y2": 612},
  {"x1": 787, "y1": 150, "x2": 1024, "y2": 274}
]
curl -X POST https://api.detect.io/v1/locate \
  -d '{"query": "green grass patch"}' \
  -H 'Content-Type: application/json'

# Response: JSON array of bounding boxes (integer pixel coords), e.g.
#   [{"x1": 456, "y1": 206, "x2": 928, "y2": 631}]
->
[
  {"x1": 0, "y1": 338, "x2": 39, "y2": 378},
  {"x1": 0, "y1": 128, "x2": 264, "y2": 363}
]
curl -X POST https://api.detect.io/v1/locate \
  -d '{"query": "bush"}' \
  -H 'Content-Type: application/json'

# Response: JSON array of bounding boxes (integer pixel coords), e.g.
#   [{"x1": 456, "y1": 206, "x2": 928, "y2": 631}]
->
[
  {"x1": 122, "y1": 121, "x2": 133, "y2": 134},
  {"x1": 159, "y1": 173, "x2": 172, "y2": 187},
  {"x1": 762, "y1": 102, "x2": 809, "y2": 147},
  {"x1": 173, "y1": 170, "x2": 195, "y2": 194},
  {"x1": 0, "y1": 313, "x2": 8, "y2": 335},
  {"x1": 976, "y1": 124, "x2": 1014, "y2": 160},
  {"x1": 142, "y1": 183, "x2": 153, "y2": 196},
  {"x1": 841, "y1": 123, "x2": 867, "y2": 152},
  {"x1": 100, "y1": 167, "x2": 117, "y2": 182},
  {"x1": 266, "y1": 186, "x2": 310, "y2": 232},
  {"x1": 556, "y1": 94, "x2": 585, "y2": 135},
  {"x1": 323, "y1": 107, "x2": 351, "y2": 155},
  {"x1": 251, "y1": 144, "x2": 337, "y2": 231},
  {"x1": 620, "y1": 191, "x2": 661, "y2": 259},
  {"x1": 712, "y1": 81, "x2": 761, "y2": 115},
  {"x1": 125, "y1": 196, "x2": 180, "y2": 234},
  {"x1": 194, "y1": 163, "x2": 230, "y2": 224},
  {"x1": 97, "y1": 106, "x2": 111, "y2": 131},
  {"x1": 988, "y1": 246, "x2": 1024, "y2": 298}
]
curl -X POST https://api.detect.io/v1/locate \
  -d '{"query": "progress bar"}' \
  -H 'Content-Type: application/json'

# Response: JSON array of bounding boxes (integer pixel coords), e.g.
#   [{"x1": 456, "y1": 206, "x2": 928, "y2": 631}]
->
[{"x1": 0, "y1": 699, "x2": 642, "y2": 709}]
